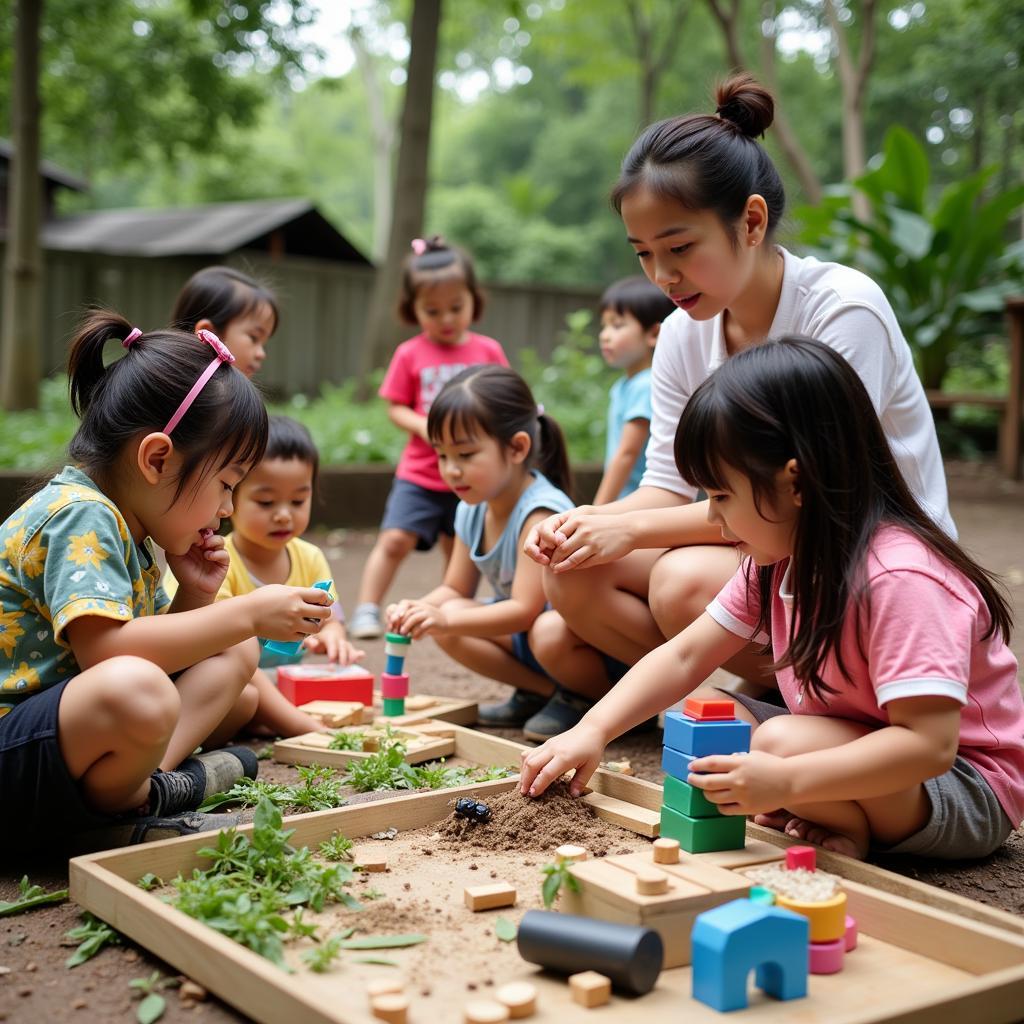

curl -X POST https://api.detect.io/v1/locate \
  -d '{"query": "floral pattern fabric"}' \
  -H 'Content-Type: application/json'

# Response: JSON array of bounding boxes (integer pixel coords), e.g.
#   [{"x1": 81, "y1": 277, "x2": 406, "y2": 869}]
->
[{"x1": 0, "y1": 466, "x2": 169, "y2": 716}]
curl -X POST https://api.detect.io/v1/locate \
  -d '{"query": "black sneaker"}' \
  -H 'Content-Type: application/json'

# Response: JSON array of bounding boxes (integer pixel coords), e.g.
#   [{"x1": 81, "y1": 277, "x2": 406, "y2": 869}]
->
[
  {"x1": 477, "y1": 689, "x2": 550, "y2": 728},
  {"x1": 149, "y1": 745, "x2": 259, "y2": 816},
  {"x1": 522, "y1": 687, "x2": 594, "y2": 742},
  {"x1": 69, "y1": 810, "x2": 242, "y2": 854}
]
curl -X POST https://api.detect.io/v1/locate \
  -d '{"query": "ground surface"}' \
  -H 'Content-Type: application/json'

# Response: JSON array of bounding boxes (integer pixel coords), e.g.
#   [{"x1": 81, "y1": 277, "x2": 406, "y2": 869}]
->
[{"x1": 0, "y1": 460, "x2": 1021, "y2": 1023}]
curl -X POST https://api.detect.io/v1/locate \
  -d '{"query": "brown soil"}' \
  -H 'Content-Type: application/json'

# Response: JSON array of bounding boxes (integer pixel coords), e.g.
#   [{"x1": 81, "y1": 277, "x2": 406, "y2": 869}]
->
[{"x1": 0, "y1": 459, "x2": 1021, "y2": 1023}]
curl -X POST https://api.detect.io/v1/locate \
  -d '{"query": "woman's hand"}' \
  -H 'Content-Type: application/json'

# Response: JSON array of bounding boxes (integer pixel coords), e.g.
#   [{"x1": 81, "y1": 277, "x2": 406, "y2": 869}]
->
[
  {"x1": 165, "y1": 529, "x2": 229, "y2": 598},
  {"x1": 687, "y1": 751, "x2": 795, "y2": 816},
  {"x1": 248, "y1": 585, "x2": 332, "y2": 642},
  {"x1": 303, "y1": 621, "x2": 365, "y2": 665},
  {"x1": 522, "y1": 509, "x2": 585, "y2": 566},
  {"x1": 518, "y1": 721, "x2": 607, "y2": 798},
  {"x1": 386, "y1": 599, "x2": 447, "y2": 639},
  {"x1": 529, "y1": 508, "x2": 638, "y2": 573}
]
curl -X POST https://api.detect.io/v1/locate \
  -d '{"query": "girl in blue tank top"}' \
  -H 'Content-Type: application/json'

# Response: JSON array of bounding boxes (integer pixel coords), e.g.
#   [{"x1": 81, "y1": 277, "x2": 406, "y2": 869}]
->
[{"x1": 387, "y1": 366, "x2": 575, "y2": 733}]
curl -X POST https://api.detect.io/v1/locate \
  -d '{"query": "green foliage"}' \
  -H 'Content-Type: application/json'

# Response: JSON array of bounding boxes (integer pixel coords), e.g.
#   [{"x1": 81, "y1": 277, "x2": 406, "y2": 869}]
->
[
  {"x1": 300, "y1": 929, "x2": 355, "y2": 973},
  {"x1": 794, "y1": 126, "x2": 1024, "y2": 391},
  {"x1": 0, "y1": 379, "x2": 76, "y2": 470},
  {"x1": 339, "y1": 933, "x2": 428, "y2": 950},
  {"x1": 328, "y1": 730, "x2": 369, "y2": 751},
  {"x1": 318, "y1": 832, "x2": 355, "y2": 862},
  {"x1": 540, "y1": 860, "x2": 580, "y2": 910},
  {"x1": 495, "y1": 916, "x2": 517, "y2": 942},
  {"x1": 129, "y1": 972, "x2": 176, "y2": 1024},
  {"x1": 65, "y1": 912, "x2": 121, "y2": 968},
  {"x1": 0, "y1": 876, "x2": 68, "y2": 917},
  {"x1": 136, "y1": 874, "x2": 161, "y2": 892},
  {"x1": 200, "y1": 765, "x2": 347, "y2": 813}
]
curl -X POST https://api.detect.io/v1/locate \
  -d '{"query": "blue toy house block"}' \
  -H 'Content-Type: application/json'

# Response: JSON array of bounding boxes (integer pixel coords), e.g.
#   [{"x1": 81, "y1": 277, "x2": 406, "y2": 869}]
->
[
  {"x1": 691, "y1": 899, "x2": 809, "y2": 1012},
  {"x1": 664, "y1": 712, "x2": 751, "y2": 758},
  {"x1": 661, "y1": 745, "x2": 696, "y2": 781}
]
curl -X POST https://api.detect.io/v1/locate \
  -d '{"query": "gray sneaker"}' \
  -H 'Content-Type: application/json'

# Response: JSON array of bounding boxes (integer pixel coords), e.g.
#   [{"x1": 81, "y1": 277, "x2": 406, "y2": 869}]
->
[
  {"x1": 522, "y1": 687, "x2": 594, "y2": 742},
  {"x1": 147, "y1": 745, "x2": 259, "y2": 817},
  {"x1": 349, "y1": 602, "x2": 383, "y2": 639},
  {"x1": 477, "y1": 689, "x2": 550, "y2": 728},
  {"x1": 69, "y1": 810, "x2": 242, "y2": 854}
]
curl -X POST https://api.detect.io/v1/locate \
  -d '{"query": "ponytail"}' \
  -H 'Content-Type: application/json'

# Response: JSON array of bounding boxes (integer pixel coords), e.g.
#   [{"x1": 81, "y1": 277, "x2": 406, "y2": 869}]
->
[
  {"x1": 67, "y1": 309, "x2": 136, "y2": 418},
  {"x1": 427, "y1": 365, "x2": 573, "y2": 500}
]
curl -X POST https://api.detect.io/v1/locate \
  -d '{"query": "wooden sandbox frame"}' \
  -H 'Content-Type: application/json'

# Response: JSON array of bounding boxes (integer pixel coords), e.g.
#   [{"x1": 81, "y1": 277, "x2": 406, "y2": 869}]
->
[{"x1": 69, "y1": 771, "x2": 1024, "y2": 1024}]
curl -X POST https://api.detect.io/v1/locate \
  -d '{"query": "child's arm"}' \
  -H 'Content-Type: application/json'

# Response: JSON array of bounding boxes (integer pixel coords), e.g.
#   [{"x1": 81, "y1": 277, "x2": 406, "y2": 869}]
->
[
  {"x1": 385, "y1": 538, "x2": 481, "y2": 636},
  {"x1": 387, "y1": 402, "x2": 429, "y2": 443},
  {"x1": 519, "y1": 612, "x2": 749, "y2": 796},
  {"x1": 689, "y1": 696, "x2": 960, "y2": 816},
  {"x1": 592, "y1": 419, "x2": 650, "y2": 505}
]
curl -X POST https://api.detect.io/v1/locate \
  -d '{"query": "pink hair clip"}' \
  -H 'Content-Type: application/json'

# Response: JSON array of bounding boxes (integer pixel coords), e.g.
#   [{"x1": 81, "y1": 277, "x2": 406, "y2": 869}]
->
[
  {"x1": 536, "y1": 403, "x2": 545, "y2": 417},
  {"x1": 163, "y1": 329, "x2": 236, "y2": 435},
  {"x1": 410, "y1": 238, "x2": 428, "y2": 256},
  {"x1": 122, "y1": 327, "x2": 143, "y2": 349}
]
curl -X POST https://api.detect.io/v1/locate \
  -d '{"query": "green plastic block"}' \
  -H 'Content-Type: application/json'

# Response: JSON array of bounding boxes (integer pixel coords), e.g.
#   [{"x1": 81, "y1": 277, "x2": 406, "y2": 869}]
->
[
  {"x1": 384, "y1": 632, "x2": 412, "y2": 645},
  {"x1": 659, "y1": 804, "x2": 745, "y2": 853},
  {"x1": 381, "y1": 698, "x2": 406, "y2": 716},
  {"x1": 664, "y1": 773, "x2": 720, "y2": 819},
  {"x1": 749, "y1": 886, "x2": 776, "y2": 905}
]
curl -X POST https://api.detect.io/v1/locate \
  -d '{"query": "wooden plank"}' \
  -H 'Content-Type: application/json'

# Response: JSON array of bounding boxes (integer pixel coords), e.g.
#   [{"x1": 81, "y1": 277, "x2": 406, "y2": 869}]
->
[
  {"x1": 273, "y1": 729, "x2": 455, "y2": 769},
  {"x1": 591, "y1": 767, "x2": 663, "y2": 811},
  {"x1": 583, "y1": 791, "x2": 661, "y2": 837}
]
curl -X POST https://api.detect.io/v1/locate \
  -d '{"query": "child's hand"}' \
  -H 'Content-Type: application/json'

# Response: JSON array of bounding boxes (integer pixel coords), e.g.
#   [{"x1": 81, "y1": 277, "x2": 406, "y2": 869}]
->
[
  {"x1": 166, "y1": 530, "x2": 228, "y2": 597},
  {"x1": 523, "y1": 509, "x2": 576, "y2": 566},
  {"x1": 249, "y1": 584, "x2": 332, "y2": 642},
  {"x1": 519, "y1": 721, "x2": 606, "y2": 798},
  {"x1": 687, "y1": 751, "x2": 794, "y2": 816},
  {"x1": 303, "y1": 621, "x2": 365, "y2": 665},
  {"x1": 386, "y1": 599, "x2": 446, "y2": 639}
]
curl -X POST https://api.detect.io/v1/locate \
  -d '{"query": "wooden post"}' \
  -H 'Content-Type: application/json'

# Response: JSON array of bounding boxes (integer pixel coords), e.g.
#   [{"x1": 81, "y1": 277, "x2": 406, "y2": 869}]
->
[{"x1": 1003, "y1": 297, "x2": 1024, "y2": 481}]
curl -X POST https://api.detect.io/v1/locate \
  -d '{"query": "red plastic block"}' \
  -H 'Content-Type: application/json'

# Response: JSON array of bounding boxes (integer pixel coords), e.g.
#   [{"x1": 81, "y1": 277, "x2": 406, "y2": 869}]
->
[
  {"x1": 785, "y1": 846, "x2": 817, "y2": 872},
  {"x1": 683, "y1": 696, "x2": 736, "y2": 721},
  {"x1": 809, "y1": 938, "x2": 845, "y2": 975},
  {"x1": 276, "y1": 664, "x2": 374, "y2": 706},
  {"x1": 380, "y1": 672, "x2": 410, "y2": 699}
]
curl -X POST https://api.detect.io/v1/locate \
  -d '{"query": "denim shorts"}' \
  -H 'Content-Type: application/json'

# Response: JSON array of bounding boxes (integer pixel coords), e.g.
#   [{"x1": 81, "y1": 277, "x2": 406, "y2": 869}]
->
[
  {"x1": 0, "y1": 680, "x2": 110, "y2": 851},
  {"x1": 380, "y1": 478, "x2": 458, "y2": 551}
]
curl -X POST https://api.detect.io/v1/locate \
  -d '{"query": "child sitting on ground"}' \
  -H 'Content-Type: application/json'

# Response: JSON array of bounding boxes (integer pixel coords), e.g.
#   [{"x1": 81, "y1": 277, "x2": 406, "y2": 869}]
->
[
  {"x1": 349, "y1": 237, "x2": 509, "y2": 639},
  {"x1": 521, "y1": 337, "x2": 1024, "y2": 861},
  {"x1": 172, "y1": 265, "x2": 278, "y2": 379},
  {"x1": 166, "y1": 416, "x2": 363, "y2": 737},
  {"x1": 386, "y1": 365, "x2": 583, "y2": 737},
  {"x1": 592, "y1": 276, "x2": 674, "y2": 504},
  {"x1": 0, "y1": 314, "x2": 332, "y2": 850}
]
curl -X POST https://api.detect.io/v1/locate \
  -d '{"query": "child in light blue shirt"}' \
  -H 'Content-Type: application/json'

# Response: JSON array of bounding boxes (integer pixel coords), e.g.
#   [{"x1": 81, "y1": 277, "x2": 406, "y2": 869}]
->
[{"x1": 592, "y1": 277, "x2": 675, "y2": 504}]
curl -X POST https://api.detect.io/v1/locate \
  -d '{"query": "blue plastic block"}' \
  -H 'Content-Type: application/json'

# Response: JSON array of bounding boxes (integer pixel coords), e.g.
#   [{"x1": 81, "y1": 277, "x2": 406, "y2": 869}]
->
[
  {"x1": 262, "y1": 580, "x2": 333, "y2": 657},
  {"x1": 664, "y1": 712, "x2": 751, "y2": 758},
  {"x1": 384, "y1": 653, "x2": 406, "y2": 676},
  {"x1": 661, "y1": 745, "x2": 697, "y2": 781},
  {"x1": 691, "y1": 899, "x2": 809, "y2": 1012}
]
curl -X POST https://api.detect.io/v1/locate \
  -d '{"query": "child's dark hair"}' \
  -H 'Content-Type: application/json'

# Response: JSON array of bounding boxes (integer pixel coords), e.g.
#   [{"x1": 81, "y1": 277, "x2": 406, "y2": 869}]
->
[
  {"x1": 264, "y1": 415, "x2": 320, "y2": 494},
  {"x1": 171, "y1": 265, "x2": 279, "y2": 336},
  {"x1": 601, "y1": 276, "x2": 676, "y2": 330},
  {"x1": 67, "y1": 310, "x2": 268, "y2": 502},
  {"x1": 675, "y1": 336, "x2": 1012, "y2": 703},
  {"x1": 397, "y1": 236, "x2": 485, "y2": 325},
  {"x1": 426, "y1": 366, "x2": 572, "y2": 498},
  {"x1": 611, "y1": 73, "x2": 785, "y2": 244}
]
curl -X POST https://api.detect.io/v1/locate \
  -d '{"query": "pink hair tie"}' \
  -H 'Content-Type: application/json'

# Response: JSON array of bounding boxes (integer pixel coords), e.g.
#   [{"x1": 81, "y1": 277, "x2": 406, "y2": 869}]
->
[
  {"x1": 536, "y1": 403, "x2": 545, "y2": 417},
  {"x1": 122, "y1": 327, "x2": 142, "y2": 349},
  {"x1": 410, "y1": 238, "x2": 428, "y2": 256},
  {"x1": 163, "y1": 329, "x2": 236, "y2": 435}
]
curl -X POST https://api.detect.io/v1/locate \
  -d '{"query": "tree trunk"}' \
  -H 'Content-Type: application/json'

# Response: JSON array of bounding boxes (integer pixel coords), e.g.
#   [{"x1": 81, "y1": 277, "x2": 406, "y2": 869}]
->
[
  {"x1": 357, "y1": 0, "x2": 442, "y2": 398},
  {"x1": 1, "y1": 0, "x2": 44, "y2": 412}
]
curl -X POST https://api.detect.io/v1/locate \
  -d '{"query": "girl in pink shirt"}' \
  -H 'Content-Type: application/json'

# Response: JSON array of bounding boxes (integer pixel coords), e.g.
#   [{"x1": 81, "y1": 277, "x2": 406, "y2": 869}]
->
[
  {"x1": 350, "y1": 237, "x2": 509, "y2": 639},
  {"x1": 521, "y1": 336, "x2": 1023, "y2": 861}
]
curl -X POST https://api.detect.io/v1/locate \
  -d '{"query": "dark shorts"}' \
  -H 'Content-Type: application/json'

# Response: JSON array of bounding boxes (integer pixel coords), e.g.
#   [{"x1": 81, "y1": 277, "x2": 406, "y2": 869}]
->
[
  {"x1": 0, "y1": 680, "x2": 110, "y2": 851},
  {"x1": 511, "y1": 630, "x2": 550, "y2": 678},
  {"x1": 380, "y1": 478, "x2": 458, "y2": 551},
  {"x1": 726, "y1": 688, "x2": 790, "y2": 723}
]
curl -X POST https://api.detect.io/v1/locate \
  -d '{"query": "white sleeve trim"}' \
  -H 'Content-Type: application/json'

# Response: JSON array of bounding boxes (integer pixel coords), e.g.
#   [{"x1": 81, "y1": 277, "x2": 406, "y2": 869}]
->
[
  {"x1": 707, "y1": 598, "x2": 770, "y2": 646},
  {"x1": 875, "y1": 677, "x2": 968, "y2": 707}
]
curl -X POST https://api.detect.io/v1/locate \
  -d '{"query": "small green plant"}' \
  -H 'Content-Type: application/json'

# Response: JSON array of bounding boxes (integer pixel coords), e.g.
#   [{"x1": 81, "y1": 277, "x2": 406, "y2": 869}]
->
[
  {"x1": 201, "y1": 766, "x2": 347, "y2": 813},
  {"x1": 328, "y1": 729, "x2": 368, "y2": 751},
  {"x1": 65, "y1": 912, "x2": 121, "y2": 967},
  {"x1": 540, "y1": 860, "x2": 580, "y2": 910},
  {"x1": 136, "y1": 873, "x2": 161, "y2": 892},
  {"x1": 129, "y1": 971, "x2": 177, "y2": 1024},
  {"x1": 300, "y1": 928, "x2": 355, "y2": 973},
  {"x1": 360, "y1": 888, "x2": 385, "y2": 901},
  {"x1": 495, "y1": 916, "x2": 517, "y2": 942},
  {"x1": 290, "y1": 765, "x2": 348, "y2": 811},
  {"x1": 344, "y1": 741, "x2": 420, "y2": 792},
  {"x1": 318, "y1": 832, "x2": 355, "y2": 862},
  {"x1": 257, "y1": 745, "x2": 275, "y2": 761},
  {"x1": 0, "y1": 876, "x2": 68, "y2": 917}
]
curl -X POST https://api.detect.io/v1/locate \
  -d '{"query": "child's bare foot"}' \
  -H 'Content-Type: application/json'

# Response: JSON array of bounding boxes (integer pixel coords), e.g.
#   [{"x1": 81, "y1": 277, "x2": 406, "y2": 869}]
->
[
  {"x1": 753, "y1": 809, "x2": 793, "y2": 833},
  {"x1": 783, "y1": 816, "x2": 869, "y2": 860}
]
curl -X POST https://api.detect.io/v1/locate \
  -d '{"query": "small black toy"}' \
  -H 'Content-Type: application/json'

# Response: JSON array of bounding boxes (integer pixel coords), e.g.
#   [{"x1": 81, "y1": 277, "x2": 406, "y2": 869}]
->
[{"x1": 454, "y1": 797, "x2": 491, "y2": 824}]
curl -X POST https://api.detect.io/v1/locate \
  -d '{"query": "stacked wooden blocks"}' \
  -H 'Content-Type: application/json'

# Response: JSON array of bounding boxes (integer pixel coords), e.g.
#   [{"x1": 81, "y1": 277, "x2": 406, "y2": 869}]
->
[
  {"x1": 381, "y1": 632, "x2": 412, "y2": 716},
  {"x1": 659, "y1": 697, "x2": 750, "y2": 853}
]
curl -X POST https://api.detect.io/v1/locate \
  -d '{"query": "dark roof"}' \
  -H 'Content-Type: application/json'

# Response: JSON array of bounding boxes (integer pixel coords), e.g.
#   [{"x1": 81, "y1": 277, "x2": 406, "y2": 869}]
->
[
  {"x1": 0, "y1": 139, "x2": 89, "y2": 192},
  {"x1": 39, "y1": 198, "x2": 371, "y2": 264}
]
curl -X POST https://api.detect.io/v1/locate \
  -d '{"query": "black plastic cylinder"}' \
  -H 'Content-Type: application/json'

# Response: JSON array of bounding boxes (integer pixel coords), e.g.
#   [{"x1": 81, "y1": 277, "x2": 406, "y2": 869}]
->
[{"x1": 516, "y1": 910, "x2": 663, "y2": 995}]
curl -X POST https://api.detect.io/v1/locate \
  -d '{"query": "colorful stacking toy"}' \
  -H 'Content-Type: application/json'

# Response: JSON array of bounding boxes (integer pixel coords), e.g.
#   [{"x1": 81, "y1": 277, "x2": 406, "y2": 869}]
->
[
  {"x1": 381, "y1": 632, "x2": 412, "y2": 716},
  {"x1": 659, "y1": 696, "x2": 751, "y2": 853}
]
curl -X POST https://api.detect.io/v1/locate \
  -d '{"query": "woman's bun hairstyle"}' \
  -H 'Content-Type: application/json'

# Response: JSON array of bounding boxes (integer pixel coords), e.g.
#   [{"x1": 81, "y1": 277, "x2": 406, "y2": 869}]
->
[{"x1": 715, "y1": 73, "x2": 775, "y2": 138}]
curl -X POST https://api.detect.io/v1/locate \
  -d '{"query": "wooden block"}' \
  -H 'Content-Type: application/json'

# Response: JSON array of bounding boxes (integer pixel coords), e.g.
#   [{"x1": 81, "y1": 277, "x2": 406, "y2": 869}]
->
[
  {"x1": 409, "y1": 718, "x2": 457, "y2": 737},
  {"x1": 635, "y1": 868, "x2": 669, "y2": 895},
  {"x1": 404, "y1": 694, "x2": 438, "y2": 711},
  {"x1": 604, "y1": 759, "x2": 634, "y2": 776},
  {"x1": 355, "y1": 852, "x2": 388, "y2": 873},
  {"x1": 652, "y1": 838, "x2": 680, "y2": 864},
  {"x1": 297, "y1": 700, "x2": 365, "y2": 727},
  {"x1": 464, "y1": 882, "x2": 517, "y2": 911},
  {"x1": 371, "y1": 993, "x2": 409, "y2": 1024},
  {"x1": 361, "y1": 735, "x2": 381, "y2": 752},
  {"x1": 583, "y1": 792, "x2": 661, "y2": 837},
  {"x1": 495, "y1": 981, "x2": 536, "y2": 1019},
  {"x1": 367, "y1": 979, "x2": 405, "y2": 1000},
  {"x1": 464, "y1": 999, "x2": 511, "y2": 1023},
  {"x1": 569, "y1": 971, "x2": 611, "y2": 1008},
  {"x1": 555, "y1": 844, "x2": 588, "y2": 863}
]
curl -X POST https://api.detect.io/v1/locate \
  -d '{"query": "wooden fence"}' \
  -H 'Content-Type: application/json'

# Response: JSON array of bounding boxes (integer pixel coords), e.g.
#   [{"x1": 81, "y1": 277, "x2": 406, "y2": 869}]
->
[{"x1": 0, "y1": 244, "x2": 601, "y2": 395}]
